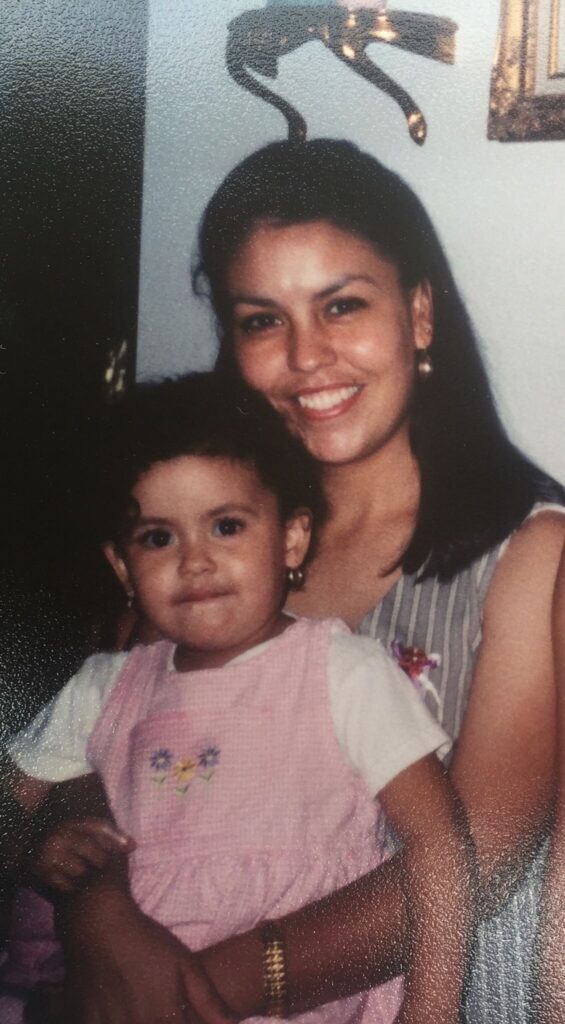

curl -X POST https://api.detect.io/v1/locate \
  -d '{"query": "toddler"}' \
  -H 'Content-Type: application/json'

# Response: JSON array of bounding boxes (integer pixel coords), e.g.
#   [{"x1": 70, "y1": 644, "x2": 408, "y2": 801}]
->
[{"x1": 3, "y1": 373, "x2": 470, "y2": 1023}]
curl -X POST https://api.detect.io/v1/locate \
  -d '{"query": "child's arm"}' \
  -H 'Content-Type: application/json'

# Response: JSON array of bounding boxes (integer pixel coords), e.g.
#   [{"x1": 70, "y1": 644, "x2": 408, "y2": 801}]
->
[{"x1": 378, "y1": 753, "x2": 473, "y2": 1024}]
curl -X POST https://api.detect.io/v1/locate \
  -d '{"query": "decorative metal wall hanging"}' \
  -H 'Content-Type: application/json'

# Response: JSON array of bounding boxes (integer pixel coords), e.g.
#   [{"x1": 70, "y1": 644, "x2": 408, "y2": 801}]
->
[
  {"x1": 226, "y1": 4, "x2": 457, "y2": 145},
  {"x1": 489, "y1": 0, "x2": 565, "y2": 140}
]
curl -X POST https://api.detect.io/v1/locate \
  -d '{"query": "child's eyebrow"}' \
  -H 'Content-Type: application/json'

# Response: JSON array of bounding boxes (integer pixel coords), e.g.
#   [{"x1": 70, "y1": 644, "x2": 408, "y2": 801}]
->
[
  {"x1": 206, "y1": 504, "x2": 258, "y2": 518},
  {"x1": 134, "y1": 516, "x2": 172, "y2": 527}
]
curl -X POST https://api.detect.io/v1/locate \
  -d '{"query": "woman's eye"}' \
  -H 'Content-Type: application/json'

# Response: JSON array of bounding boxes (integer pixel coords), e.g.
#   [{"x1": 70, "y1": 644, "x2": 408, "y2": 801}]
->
[
  {"x1": 238, "y1": 312, "x2": 281, "y2": 335},
  {"x1": 327, "y1": 296, "x2": 367, "y2": 317},
  {"x1": 212, "y1": 517, "x2": 245, "y2": 538},
  {"x1": 137, "y1": 528, "x2": 174, "y2": 550}
]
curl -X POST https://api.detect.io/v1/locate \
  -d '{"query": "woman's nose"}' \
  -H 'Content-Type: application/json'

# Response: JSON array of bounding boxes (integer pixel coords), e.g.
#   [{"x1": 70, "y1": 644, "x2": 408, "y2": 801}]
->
[{"x1": 287, "y1": 319, "x2": 337, "y2": 373}]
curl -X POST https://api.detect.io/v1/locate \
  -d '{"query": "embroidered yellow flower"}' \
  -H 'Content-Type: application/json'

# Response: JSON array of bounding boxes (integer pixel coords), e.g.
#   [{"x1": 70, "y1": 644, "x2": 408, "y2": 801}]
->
[{"x1": 173, "y1": 758, "x2": 197, "y2": 784}]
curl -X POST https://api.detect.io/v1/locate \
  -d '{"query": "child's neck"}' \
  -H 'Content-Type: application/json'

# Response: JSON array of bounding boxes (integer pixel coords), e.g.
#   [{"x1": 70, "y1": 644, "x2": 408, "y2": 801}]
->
[{"x1": 172, "y1": 610, "x2": 293, "y2": 673}]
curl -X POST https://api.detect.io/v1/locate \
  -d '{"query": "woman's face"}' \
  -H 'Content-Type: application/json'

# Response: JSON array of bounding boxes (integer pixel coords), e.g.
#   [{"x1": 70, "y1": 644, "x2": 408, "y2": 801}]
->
[{"x1": 226, "y1": 220, "x2": 433, "y2": 466}]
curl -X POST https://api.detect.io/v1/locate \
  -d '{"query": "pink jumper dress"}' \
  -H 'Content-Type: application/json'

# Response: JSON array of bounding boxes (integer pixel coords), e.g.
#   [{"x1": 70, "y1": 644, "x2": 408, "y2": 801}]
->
[{"x1": 87, "y1": 617, "x2": 403, "y2": 1022}]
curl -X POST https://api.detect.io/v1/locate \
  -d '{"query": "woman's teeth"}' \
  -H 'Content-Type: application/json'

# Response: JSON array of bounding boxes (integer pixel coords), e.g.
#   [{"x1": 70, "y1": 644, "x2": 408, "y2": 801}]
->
[{"x1": 297, "y1": 386, "x2": 359, "y2": 412}]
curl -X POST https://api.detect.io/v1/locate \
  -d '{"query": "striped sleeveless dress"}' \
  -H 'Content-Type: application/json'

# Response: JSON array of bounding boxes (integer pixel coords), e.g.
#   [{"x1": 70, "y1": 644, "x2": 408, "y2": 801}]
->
[{"x1": 359, "y1": 504, "x2": 563, "y2": 1024}]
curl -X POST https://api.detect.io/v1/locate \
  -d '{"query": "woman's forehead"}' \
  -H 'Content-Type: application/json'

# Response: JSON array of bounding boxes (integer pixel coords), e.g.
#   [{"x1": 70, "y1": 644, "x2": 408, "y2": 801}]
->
[{"x1": 227, "y1": 220, "x2": 402, "y2": 296}]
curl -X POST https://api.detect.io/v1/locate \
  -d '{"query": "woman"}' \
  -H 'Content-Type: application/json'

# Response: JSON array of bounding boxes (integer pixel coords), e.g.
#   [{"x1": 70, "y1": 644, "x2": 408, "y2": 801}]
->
[{"x1": 59, "y1": 139, "x2": 565, "y2": 1023}]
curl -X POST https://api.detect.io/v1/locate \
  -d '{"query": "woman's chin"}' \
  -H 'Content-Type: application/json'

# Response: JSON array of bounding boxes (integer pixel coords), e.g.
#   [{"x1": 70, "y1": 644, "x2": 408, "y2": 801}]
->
[{"x1": 299, "y1": 432, "x2": 370, "y2": 467}]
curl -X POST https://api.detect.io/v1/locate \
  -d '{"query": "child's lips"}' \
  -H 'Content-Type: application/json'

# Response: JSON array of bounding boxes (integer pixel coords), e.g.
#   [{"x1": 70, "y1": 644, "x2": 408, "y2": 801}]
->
[{"x1": 174, "y1": 590, "x2": 231, "y2": 605}]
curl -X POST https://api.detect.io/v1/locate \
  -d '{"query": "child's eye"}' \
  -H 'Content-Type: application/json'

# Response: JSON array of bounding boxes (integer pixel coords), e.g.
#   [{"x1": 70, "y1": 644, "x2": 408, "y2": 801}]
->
[
  {"x1": 327, "y1": 296, "x2": 367, "y2": 317},
  {"x1": 136, "y1": 527, "x2": 174, "y2": 550},
  {"x1": 238, "y1": 312, "x2": 282, "y2": 336},
  {"x1": 212, "y1": 517, "x2": 245, "y2": 538}
]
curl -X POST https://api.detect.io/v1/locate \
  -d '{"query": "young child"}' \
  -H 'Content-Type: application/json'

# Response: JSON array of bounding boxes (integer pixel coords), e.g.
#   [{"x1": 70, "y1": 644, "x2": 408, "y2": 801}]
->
[{"x1": 3, "y1": 373, "x2": 471, "y2": 1023}]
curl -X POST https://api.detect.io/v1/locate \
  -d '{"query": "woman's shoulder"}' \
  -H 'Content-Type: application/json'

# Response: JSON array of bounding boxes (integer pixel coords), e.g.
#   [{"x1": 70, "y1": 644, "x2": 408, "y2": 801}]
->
[{"x1": 482, "y1": 502, "x2": 565, "y2": 622}]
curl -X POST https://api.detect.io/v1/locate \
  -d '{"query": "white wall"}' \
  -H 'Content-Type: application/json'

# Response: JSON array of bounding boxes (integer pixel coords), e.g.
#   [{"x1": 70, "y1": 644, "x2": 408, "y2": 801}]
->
[{"x1": 138, "y1": 0, "x2": 565, "y2": 484}]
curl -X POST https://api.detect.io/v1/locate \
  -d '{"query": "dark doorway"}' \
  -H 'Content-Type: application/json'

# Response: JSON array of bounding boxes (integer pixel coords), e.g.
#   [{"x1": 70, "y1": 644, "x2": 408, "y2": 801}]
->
[{"x1": 1, "y1": 0, "x2": 148, "y2": 735}]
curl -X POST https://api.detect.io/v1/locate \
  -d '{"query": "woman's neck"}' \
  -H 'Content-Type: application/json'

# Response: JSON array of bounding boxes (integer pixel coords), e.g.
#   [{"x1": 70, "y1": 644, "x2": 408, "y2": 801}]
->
[
  {"x1": 287, "y1": 434, "x2": 420, "y2": 627},
  {"x1": 322, "y1": 432, "x2": 420, "y2": 534}
]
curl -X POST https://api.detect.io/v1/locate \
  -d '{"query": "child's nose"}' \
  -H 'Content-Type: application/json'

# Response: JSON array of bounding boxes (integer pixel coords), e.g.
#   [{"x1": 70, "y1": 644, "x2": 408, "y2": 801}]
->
[{"x1": 178, "y1": 539, "x2": 215, "y2": 575}]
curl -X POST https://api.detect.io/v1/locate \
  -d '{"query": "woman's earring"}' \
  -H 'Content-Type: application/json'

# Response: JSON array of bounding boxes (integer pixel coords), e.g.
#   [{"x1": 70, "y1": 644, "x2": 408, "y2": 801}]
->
[
  {"x1": 417, "y1": 347, "x2": 433, "y2": 379},
  {"x1": 286, "y1": 567, "x2": 305, "y2": 591},
  {"x1": 126, "y1": 590, "x2": 135, "y2": 609}
]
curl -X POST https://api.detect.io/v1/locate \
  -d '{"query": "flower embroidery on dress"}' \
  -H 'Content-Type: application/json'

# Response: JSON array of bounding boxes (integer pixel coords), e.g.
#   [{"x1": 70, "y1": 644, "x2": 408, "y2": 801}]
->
[
  {"x1": 198, "y1": 745, "x2": 221, "y2": 781},
  {"x1": 391, "y1": 640, "x2": 442, "y2": 710},
  {"x1": 149, "y1": 745, "x2": 221, "y2": 793},
  {"x1": 150, "y1": 748, "x2": 173, "y2": 783},
  {"x1": 173, "y1": 758, "x2": 198, "y2": 792}
]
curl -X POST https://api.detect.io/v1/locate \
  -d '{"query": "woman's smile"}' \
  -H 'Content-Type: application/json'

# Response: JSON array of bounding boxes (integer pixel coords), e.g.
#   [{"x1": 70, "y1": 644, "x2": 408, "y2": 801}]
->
[
  {"x1": 228, "y1": 220, "x2": 433, "y2": 465},
  {"x1": 294, "y1": 384, "x2": 363, "y2": 418}
]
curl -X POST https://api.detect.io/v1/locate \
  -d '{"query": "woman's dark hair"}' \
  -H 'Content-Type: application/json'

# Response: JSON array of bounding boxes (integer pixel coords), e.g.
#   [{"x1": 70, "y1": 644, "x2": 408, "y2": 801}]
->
[
  {"x1": 99, "y1": 372, "x2": 327, "y2": 557},
  {"x1": 194, "y1": 138, "x2": 562, "y2": 580}
]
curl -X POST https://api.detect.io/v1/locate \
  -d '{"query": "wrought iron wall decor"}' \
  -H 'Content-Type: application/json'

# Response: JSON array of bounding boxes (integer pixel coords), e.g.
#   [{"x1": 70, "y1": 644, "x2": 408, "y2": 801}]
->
[
  {"x1": 489, "y1": 0, "x2": 565, "y2": 140},
  {"x1": 226, "y1": 5, "x2": 457, "y2": 145}
]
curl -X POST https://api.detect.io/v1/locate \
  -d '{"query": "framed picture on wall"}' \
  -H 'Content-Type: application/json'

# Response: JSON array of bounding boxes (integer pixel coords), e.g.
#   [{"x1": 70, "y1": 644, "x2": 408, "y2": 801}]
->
[{"x1": 489, "y1": 0, "x2": 565, "y2": 140}]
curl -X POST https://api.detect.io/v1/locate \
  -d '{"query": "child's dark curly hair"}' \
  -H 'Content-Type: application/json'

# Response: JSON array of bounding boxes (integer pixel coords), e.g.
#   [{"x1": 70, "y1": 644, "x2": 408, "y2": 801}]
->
[{"x1": 99, "y1": 372, "x2": 328, "y2": 562}]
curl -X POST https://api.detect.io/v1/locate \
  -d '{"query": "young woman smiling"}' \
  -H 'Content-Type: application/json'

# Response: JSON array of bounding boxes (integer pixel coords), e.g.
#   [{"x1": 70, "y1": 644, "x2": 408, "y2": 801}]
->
[{"x1": 55, "y1": 140, "x2": 565, "y2": 1024}]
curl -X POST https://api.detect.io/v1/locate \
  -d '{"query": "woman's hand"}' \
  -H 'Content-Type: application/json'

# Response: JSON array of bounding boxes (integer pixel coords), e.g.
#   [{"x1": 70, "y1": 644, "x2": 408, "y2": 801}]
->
[{"x1": 59, "y1": 881, "x2": 236, "y2": 1024}]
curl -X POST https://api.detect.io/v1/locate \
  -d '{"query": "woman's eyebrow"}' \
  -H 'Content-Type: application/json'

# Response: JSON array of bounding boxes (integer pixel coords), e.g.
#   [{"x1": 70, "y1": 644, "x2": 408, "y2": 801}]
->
[
  {"x1": 315, "y1": 274, "x2": 378, "y2": 299},
  {"x1": 229, "y1": 292, "x2": 273, "y2": 308},
  {"x1": 231, "y1": 274, "x2": 378, "y2": 307}
]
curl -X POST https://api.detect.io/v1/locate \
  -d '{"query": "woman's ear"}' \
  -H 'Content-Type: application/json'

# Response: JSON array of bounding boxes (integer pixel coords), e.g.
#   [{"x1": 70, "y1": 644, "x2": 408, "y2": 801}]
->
[
  {"x1": 103, "y1": 541, "x2": 133, "y2": 596},
  {"x1": 411, "y1": 279, "x2": 434, "y2": 352},
  {"x1": 284, "y1": 509, "x2": 312, "y2": 570}
]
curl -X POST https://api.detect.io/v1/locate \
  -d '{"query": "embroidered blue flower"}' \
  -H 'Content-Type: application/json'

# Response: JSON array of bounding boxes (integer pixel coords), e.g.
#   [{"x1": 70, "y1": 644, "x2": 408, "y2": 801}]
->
[
  {"x1": 150, "y1": 749, "x2": 173, "y2": 773},
  {"x1": 198, "y1": 746, "x2": 220, "y2": 769}
]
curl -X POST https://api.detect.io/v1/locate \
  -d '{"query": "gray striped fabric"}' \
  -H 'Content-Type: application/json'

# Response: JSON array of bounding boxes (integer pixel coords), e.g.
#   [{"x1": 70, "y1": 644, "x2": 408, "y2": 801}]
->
[{"x1": 359, "y1": 539, "x2": 544, "y2": 1024}]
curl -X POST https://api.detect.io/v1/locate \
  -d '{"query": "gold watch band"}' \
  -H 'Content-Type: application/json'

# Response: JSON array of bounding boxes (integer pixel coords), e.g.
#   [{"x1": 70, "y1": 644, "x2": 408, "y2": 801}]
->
[{"x1": 261, "y1": 920, "x2": 288, "y2": 1018}]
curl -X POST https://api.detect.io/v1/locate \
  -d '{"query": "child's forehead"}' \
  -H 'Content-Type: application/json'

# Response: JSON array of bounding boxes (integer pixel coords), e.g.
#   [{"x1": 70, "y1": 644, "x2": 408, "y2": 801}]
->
[{"x1": 133, "y1": 453, "x2": 274, "y2": 506}]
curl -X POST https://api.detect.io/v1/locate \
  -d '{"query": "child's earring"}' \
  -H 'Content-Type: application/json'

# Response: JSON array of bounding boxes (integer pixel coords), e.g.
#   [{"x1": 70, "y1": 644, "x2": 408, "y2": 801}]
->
[
  {"x1": 126, "y1": 589, "x2": 135, "y2": 609},
  {"x1": 286, "y1": 567, "x2": 305, "y2": 591}
]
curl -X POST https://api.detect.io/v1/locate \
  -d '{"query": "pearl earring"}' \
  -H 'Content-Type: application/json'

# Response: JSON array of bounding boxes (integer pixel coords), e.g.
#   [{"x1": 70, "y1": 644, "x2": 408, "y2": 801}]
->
[{"x1": 417, "y1": 347, "x2": 433, "y2": 379}]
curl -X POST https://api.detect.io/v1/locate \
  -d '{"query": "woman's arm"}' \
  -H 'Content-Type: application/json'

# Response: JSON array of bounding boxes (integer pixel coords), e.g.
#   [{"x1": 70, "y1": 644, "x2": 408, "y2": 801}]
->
[
  {"x1": 379, "y1": 755, "x2": 473, "y2": 1024},
  {"x1": 58, "y1": 511, "x2": 565, "y2": 1020},
  {"x1": 539, "y1": 539, "x2": 565, "y2": 1023},
  {"x1": 197, "y1": 511, "x2": 565, "y2": 1015}
]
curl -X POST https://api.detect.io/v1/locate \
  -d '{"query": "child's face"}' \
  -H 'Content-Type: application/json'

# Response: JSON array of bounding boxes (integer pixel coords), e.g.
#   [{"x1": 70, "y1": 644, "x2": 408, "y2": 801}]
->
[{"x1": 104, "y1": 455, "x2": 311, "y2": 670}]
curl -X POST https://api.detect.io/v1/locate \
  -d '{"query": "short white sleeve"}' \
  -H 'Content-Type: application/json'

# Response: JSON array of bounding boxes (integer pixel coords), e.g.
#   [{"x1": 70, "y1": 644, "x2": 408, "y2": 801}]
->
[
  {"x1": 328, "y1": 627, "x2": 451, "y2": 797},
  {"x1": 7, "y1": 651, "x2": 127, "y2": 782}
]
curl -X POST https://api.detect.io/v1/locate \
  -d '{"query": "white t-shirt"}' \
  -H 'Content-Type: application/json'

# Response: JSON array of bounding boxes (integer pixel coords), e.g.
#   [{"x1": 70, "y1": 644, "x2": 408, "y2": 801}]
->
[{"x1": 9, "y1": 624, "x2": 450, "y2": 798}]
